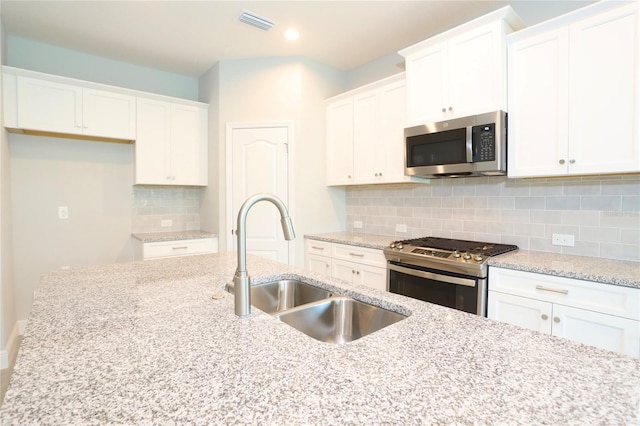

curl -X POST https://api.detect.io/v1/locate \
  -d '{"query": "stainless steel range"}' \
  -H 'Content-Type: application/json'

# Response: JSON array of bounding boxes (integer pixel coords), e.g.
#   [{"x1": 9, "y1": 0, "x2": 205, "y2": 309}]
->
[{"x1": 384, "y1": 237, "x2": 518, "y2": 316}]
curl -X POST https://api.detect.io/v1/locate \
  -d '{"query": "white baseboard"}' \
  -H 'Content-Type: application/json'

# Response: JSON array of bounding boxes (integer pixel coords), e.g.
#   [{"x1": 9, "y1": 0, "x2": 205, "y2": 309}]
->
[{"x1": 1, "y1": 321, "x2": 25, "y2": 370}]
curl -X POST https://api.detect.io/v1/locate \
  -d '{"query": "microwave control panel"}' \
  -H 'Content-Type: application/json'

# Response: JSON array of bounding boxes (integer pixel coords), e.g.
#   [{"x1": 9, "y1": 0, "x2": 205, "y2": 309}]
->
[{"x1": 472, "y1": 123, "x2": 495, "y2": 162}]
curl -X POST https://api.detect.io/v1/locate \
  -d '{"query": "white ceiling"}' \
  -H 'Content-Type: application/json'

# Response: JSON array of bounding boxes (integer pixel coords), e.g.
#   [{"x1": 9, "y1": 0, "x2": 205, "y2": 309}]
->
[{"x1": 1, "y1": 1, "x2": 595, "y2": 77}]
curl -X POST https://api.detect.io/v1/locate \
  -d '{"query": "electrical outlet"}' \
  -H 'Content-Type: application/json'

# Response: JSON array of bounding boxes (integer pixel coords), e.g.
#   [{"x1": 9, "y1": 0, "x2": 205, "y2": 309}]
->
[
  {"x1": 161, "y1": 219, "x2": 173, "y2": 227},
  {"x1": 58, "y1": 206, "x2": 69, "y2": 220},
  {"x1": 552, "y1": 233, "x2": 575, "y2": 247},
  {"x1": 354, "y1": 220, "x2": 363, "y2": 229},
  {"x1": 395, "y1": 224, "x2": 408, "y2": 233}
]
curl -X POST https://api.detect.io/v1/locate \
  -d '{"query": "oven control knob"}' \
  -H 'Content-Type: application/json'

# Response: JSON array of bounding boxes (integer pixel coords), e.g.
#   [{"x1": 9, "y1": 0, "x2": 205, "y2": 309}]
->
[
  {"x1": 397, "y1": 244, "x2": 404, "y2": 250},
  {"x1": 463, "y1": 252, "x2": 472, "y2": 260},
  {"x1": 390, "y1": 243, "x2": 396, "y2": 249},
  {"x1": 453, "y1": 251, "x2": 461, "y2": 258},
  {"x1": 474, "y1": 254, "x2": 483, "y2": 262},
  {"x1": 431, "y1": 251, "x2": 436, "y2": 256}
]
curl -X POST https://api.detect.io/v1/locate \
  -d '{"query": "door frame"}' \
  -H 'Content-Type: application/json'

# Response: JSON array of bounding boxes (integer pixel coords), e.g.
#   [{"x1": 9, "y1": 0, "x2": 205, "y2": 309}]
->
[{"x1": 225, "y1": 121, "x2": 295, "y2": 265}]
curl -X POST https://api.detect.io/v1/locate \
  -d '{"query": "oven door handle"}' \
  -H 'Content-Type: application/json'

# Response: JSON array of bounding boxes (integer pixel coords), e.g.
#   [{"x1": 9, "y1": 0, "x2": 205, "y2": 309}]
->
[{"x1": 388, "y1": 263, "x2": 477, "y2": 288}]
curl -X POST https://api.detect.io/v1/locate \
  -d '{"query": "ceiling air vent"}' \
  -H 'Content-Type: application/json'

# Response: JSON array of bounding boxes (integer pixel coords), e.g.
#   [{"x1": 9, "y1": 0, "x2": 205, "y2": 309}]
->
[{"x1": 238, "y1": 10, "x2": 275, "y2": 31}]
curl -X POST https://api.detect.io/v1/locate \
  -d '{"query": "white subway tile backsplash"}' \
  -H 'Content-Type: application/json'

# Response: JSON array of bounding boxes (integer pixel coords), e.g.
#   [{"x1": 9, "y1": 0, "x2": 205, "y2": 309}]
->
[
  {"x1": 345, "y1": 175, "x2": 640, "y2": 262},
  {"x1": 132, "y1": 186, "x2": 202, "y2": 233}
]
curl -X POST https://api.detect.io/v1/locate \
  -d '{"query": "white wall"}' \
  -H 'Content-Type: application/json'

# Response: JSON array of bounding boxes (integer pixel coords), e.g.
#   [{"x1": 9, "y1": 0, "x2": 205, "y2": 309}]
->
[
  {"x1": 200, "y1": 56, "x2": 346, "y2": 265},
  {"x1": 0, "y1": 6, "x2": 18, "y2": 369},
  {"x1": 6, "y1": 36, "x2": 198, "y2": 100}
]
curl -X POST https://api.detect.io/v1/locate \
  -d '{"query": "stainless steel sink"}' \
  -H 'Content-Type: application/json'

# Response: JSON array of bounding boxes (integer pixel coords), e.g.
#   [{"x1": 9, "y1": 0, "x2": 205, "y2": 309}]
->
[
  {"x1": 274, "y1": 296, "x2": 407, "y2": 343},
  {"x1": 249, "y1": 279, "x2": 332, "y2": 314}
]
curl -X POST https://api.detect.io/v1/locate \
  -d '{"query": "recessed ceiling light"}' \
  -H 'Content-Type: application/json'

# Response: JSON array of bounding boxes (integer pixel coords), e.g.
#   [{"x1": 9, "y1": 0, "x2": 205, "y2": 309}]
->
[{"x1": 284, "y1": 28, "x2": 300, "y2": 41}]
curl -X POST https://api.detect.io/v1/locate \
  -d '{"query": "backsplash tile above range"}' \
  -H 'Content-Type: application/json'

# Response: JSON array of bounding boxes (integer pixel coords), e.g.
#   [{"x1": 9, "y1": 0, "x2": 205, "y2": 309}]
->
[
  {"x1": 346, "y1": 175, "x2": 640, "y2": 262},
  {"x1": 133, "y1": 186, "x2": 202, "y2": 233}
]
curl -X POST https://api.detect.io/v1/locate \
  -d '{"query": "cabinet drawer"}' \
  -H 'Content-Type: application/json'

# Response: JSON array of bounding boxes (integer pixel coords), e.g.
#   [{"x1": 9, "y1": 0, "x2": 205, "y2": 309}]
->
[
  {"x1": 331, "y1": 243, "x2": 386, "y2": 267},
  {"x1": 143, "y1": 238, "x2": 217, "y2": 260},
  {"x1": 305, "y1": 239, "x2": 332, "y2": 257},
  {"x1": 489, "y1": 267, "x2": 640, "y2": 320}
]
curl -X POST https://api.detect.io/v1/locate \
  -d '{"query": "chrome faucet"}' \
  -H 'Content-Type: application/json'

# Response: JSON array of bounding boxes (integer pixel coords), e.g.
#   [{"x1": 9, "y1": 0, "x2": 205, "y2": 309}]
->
[{"x1": 232, "y1": 193, "x2": 295, "y2": 317}]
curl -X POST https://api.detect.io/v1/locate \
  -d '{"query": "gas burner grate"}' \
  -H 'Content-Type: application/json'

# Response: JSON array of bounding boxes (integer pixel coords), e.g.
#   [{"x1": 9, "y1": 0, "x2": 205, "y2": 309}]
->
[{"x1": 398, "y1": 237, "x2": 518, "y2": 257}]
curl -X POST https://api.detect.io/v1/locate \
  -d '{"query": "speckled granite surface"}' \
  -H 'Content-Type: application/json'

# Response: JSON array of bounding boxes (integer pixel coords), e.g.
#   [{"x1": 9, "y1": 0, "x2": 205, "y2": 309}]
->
[
  {"x1": 306, "y1": 232, "x2": 640, "y2": 289},
  {"x1": 305, "y1": 231, "x2": 393, "y2": 249},
  {"x1": 132, "y1": 230, "x2": 217, "y2": 242},
  {"x1": 2, "y1": 252, "x2": 639, "y2": 424},
  {"x1": 489, "y1": 250, "x2": 640, "y2": 289}
]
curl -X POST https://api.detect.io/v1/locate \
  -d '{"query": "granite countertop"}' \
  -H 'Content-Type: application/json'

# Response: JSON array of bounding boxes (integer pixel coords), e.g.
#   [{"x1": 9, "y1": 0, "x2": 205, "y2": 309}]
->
[
  {"x1": 2, "y1": 252, "x2": 639, "y2": 424},
  {"x1": 132, "y1": 230, "x2": 217, "y2": 242},
  {"x1": 489, "y1": 250, "x2": 640, "y2": 289},
  {"x1": 305, "y1": 232, "x2": 640, "y2": 289}
]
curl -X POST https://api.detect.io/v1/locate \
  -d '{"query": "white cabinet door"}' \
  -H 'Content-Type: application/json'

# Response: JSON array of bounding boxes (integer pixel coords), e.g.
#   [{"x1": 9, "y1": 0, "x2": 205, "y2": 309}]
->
[
  {"x1": 507, "y1": 28, "x2": 569, "y2": 178},
  {"x1": 376, "y1": 79, "x2": 408, "y2": 182},
  {"x1": 404, "y1": 43, "x2": 447, "y2": 125},
  {"x1": 353, "y1": 90, "x2": 379, "y2": 183},
  {"x1": 17, "y1": 76, "x2": 82, "y2": 135},
  {"x1": 306, "y1": 253, "x2": 331, "y2": 277},
  {"x1": 552, "y1": 304, "x2": 640, "y2": 358},
  {"x1": 358, "y1": 264, "x2": 387, "y2": 291},
  {"x1": 135, "y1": 98, "x2": 171, "y2": 184},
  {"x1": 508, "y1": 2, "x2": 639, "y2": 178},
  {"x1": 15, "y1": 76, "x2": 135, "y2": 141},
  {"x1": 135, "y1": 99, "x2": 207, "y2": 186},
  {"x1": 326, "y1": 98, "x2": 354, "y2": 185},
  {"x1": 488, "y1": 291, "x2": 553, "y2": 334},
  {"x1": 447, "y1": 21, "x2": 506, "y2": 120},
  {"x1": 82, "y1": 88, "x2": 136, "y2": 140},
  {"x1": 170, "y1": 103, "x2": 207, "y2": 186},
  {"x1": 332, "y1": 258, "x2": 360, "y2": 284},
  {"x1": 568, "y1": 4, "x2": 639, "y2": 175}
]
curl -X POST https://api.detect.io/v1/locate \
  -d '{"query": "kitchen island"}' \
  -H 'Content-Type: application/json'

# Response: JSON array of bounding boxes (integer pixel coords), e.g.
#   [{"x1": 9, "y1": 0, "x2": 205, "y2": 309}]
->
[{"x1": 2, "y1": 252, "x2": 639, "y2": 424}]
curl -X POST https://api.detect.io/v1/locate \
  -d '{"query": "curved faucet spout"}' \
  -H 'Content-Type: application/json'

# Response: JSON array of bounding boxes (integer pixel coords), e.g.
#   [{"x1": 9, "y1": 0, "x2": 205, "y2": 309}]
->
[{"x1": 233, "y1": 193, "x2": 295, "y2": 317}]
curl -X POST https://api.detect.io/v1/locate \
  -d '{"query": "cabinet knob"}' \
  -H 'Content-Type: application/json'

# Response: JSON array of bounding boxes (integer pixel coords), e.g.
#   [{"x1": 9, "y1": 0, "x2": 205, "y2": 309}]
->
[
  {"x1": 325, "y1": 264, "x2": 329, "y2": 268},
  {"x1": 559, "y1": 159, "x2": 566, "y2": 165},
  {"x1": 378, "y1": 172, "x2": 382, "y2": 177},
  {"x1": 352, "y1": 270, "x2": 356, "y2": 274},
  {"x1": 553, "y1": 317, "x2": 560, "y2": 323},
  {"x1": 448, "y1": 106, "x2": 453, "y2": 111},
  {"x1": 441, "y1": 108, "x2": 446, "y2": 113},
  {"x1": 348, "y1": 175, "x2": 352, "y2": 179},
  {"x1": 569, "y1": 159, "x2": 576, "y2": 164},
  {"x1": 356, "y1": 271, "x2": 360, "y2": 275},
  {"x1": 541, "y1": 314, "x2": 549, "y2": 320}
]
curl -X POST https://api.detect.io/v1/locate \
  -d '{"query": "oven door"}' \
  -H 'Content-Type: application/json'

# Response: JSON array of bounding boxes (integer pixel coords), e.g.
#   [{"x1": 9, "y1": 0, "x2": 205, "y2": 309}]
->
[{"x1": 387, "y1": 262, "x2": 487, "y2": 316}]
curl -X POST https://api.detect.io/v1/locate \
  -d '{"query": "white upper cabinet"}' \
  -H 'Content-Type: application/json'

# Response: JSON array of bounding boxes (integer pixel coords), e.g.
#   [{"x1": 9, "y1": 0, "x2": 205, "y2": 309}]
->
[
  {"x1": 326, "y1": 73, "x2": 427, "y2": 186},
  {"x1": 399, "y1": 6, "x2": 523, "y2": 126},
  {"x1": 508, "y1": 2, "x2": 639, "y2": 178},
  {"x1": 7, "y1": 73, "x2": 135, "y2": 141},
  {"x1": 135, "y1": 98, "x2": 208, "y2": 186},
  {"x1": 326, "y1": 97, "x2": 354, "y2": 185}
]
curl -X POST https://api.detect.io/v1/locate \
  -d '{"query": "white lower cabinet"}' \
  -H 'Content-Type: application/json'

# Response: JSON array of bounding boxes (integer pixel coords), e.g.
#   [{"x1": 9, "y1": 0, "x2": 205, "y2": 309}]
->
[
  {"x1": 488, "y1": 267, "x2": 640, "y2": 358},
  {"x1": 134, "y1": 237, "x2": 218, "y2": 261},
  {"x1": 304, "y1": 239, "x2": 387, "y2": 291}
]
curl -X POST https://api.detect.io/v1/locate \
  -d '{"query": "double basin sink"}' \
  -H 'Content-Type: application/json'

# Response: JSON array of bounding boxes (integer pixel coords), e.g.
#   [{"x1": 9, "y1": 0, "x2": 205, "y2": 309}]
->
[{"x1": 230, "y1": 279, "x2": 407, "y2": 344}]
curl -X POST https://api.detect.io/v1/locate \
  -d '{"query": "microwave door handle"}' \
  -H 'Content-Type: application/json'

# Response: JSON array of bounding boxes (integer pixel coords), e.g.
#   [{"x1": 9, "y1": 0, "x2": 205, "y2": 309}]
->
[{"x1": 466, "y1": 126, "x2": 474, "y2": 163}]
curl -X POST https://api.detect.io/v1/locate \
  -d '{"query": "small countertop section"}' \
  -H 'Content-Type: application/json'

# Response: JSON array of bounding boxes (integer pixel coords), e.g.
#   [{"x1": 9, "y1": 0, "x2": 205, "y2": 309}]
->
[
  {"x1": 2, "y1": 253, "x2": 639, "y2": 424},
  {"x1": 489, "y1": 250, "x2": 640, "y2": 289},
  {"x1": 304, "y1": 231, "x2": 394, "y2": 250},
  {"x1": 132, "y1": 230, "x2": 217, "y2": 243}
]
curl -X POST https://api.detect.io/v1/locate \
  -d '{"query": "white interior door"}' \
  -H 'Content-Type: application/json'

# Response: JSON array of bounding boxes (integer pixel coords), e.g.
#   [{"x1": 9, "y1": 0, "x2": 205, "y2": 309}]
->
[{"x1": 231, "y1": 126, "x2": 290, "y2": 263}]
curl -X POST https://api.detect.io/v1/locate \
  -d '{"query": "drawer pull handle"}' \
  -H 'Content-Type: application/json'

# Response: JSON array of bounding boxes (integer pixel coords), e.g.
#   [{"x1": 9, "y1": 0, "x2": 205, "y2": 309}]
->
[
  {"x1": 349, "y1": 252, "x2": 364, "y2": 257},
  {"x1": 311, "y1": 246, "x2": 325, "y2": 250},
  {"x1": 535, "y1": 285, "x2": 568, "y2": 295},
  {"x1": 172, "y1": 246, "x2": 189, "y2": 250}
]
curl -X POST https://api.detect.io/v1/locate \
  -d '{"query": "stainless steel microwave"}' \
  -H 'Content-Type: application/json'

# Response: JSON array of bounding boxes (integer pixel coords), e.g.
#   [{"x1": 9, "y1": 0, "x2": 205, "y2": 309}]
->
[{"x1": 405, "y1": 111, "x2": 507, "y2": 178}]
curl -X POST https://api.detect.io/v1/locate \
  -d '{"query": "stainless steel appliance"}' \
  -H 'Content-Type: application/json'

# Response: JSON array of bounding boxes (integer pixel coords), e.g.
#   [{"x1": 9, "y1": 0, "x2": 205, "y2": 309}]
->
[
  {"x1": 405, "y1": 110, "x2": 507, "y2": 178},
  {"x1": 384, "y1": 237, "x2": 518, "y2": 316}
]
